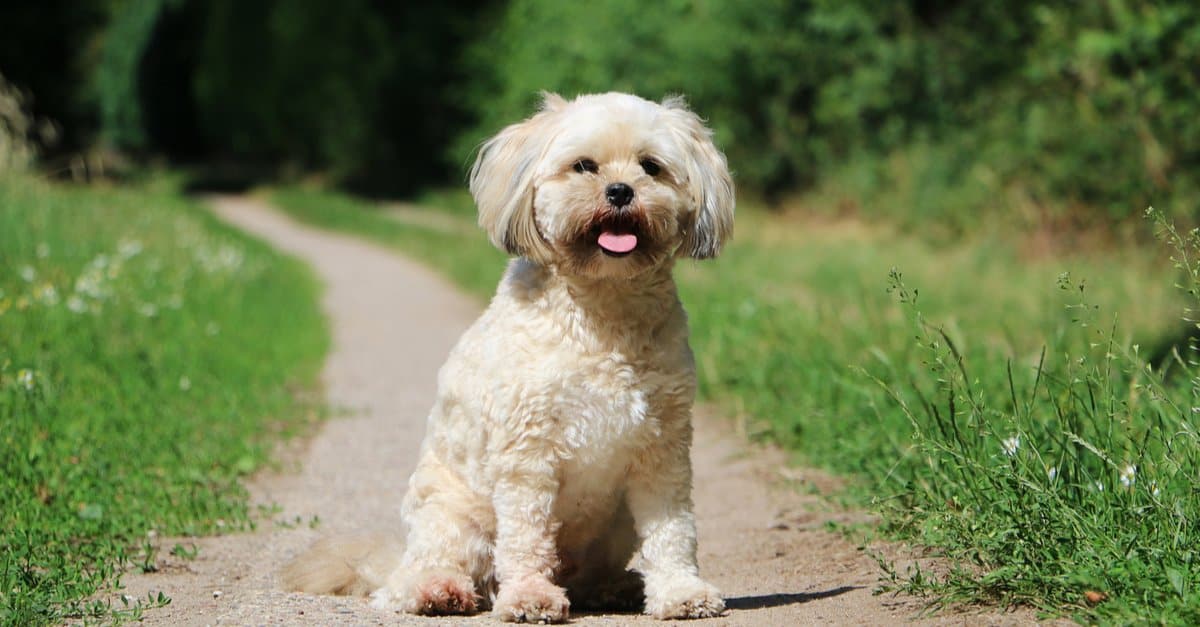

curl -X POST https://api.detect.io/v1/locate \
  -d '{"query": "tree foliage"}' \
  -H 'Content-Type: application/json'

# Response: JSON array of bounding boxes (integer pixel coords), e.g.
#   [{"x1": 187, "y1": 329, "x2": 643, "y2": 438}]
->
[{"x1": 1, "y1": 0, "x2": 1198, "y2": 218}]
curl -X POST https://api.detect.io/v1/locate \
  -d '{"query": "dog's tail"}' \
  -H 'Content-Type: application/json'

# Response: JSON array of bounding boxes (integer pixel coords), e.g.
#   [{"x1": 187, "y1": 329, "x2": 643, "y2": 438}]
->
[{"x1": 281, "y1": 534, "x2": 403, "y2": 597}]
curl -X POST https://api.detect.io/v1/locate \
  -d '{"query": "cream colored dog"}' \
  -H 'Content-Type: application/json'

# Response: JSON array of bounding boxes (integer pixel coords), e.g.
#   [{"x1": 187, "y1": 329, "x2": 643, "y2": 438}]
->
[{"x1": 285, "y1": 92, "x2": 735, "y2": 622}]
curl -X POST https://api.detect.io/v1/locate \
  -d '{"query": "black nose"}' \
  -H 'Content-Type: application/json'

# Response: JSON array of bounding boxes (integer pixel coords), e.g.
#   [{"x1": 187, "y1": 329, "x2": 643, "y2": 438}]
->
[{"x1": 605, "y1": 182, "x2": 634, "y2": 207}]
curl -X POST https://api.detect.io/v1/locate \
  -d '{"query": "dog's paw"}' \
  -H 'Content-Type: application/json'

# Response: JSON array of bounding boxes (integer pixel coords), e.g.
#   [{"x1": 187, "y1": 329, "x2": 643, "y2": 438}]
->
[
  {"x1": 494, "y1": 575, "x2": 570, "y2": 623},
  {"x1": 644, "y1": 577, "x2": 726, "y2": 620},
  {"x1": 369, "y1": 568, "x2": 478, "y2": 615}
]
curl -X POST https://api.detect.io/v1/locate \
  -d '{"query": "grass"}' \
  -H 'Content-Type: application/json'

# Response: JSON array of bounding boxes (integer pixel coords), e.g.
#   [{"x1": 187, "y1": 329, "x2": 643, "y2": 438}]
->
[
  {"x1": 270, "y1": 186, "x2": 506, "y2": 298},
  {"x1": 0, "y1": 175, "x2": 328, "y2": 625},
  {"x1": 270, "y1": 184, "x2": 1199, "y2": 622}
]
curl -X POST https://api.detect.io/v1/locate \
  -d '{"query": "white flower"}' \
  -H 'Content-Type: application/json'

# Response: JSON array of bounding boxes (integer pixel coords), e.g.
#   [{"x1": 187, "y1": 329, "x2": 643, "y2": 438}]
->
[
  {"x1": 36, "y1": 284, "x2": 59, "y2": 306},
  {"x1": 67, "y1": 296, "x2": 86, "y2": 313},
  {"x1": 138, "y1": 303, "x2": 158, "y2": 318},
  {"x1": 16, "y1": 369, "x2": 34, "y2": 390},
  {"x1": 1047, "y1": 466, "x2": 1058, "y2": 482},
  {"x1": 118, "y1": 239, "x2": 143, "y2": 259},
  {"x1": 19, "y1": 266, "x2": 35, "y2": 282},
  {"x1": 36, "y1": 243, "x2": 49, "y2": 259},
  {"x1": 179, "y1": 376, "x2": 191, "y2": 391},
  {"x1": 1001, "y1": 435, "x2": 1020, "y2": 457},
  {"x1": 205, "y1": 322, "x2": 220, "y2": 336},
  {"x1": 1093, "y1": 480, "x2": 1104, "y2": 492},
  {"x1": 1150, "y1": 481, "x2": 1161, "y2": 497},
  {"x1": 1120, "y1": 464, "x2": 1137, "y2": 488}
]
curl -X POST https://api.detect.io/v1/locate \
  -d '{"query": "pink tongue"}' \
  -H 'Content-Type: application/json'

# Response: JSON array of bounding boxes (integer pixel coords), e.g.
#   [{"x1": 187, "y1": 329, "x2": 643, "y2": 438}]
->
[{"x1": 598, "y1": 231, "x2": 638, "y2": 253}]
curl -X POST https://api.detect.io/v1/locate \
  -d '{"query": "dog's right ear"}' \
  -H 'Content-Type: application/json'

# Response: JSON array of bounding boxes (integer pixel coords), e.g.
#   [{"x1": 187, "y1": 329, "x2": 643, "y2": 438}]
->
[{"x1": 469, "y1": 94, "x2": 562, "y2": 263}]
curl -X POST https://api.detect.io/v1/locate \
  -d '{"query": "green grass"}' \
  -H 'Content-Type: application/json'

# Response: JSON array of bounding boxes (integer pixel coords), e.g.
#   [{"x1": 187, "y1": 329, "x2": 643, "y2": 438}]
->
[
  {"x1": 269, "y1": 185, "x2": 1198, "y2": 622},
  {"x1": 270, "y1": 186, "x2": 505, "y2": 298},
  {"x1": 0, "y1": 176, "x2": 328, "y2": 625}
]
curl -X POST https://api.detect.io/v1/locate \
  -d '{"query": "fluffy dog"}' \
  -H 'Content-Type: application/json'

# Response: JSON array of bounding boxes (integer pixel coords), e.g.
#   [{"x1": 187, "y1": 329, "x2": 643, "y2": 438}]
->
[{"x1": 284, "y1": 92, "x2": 735, "y2": 622}]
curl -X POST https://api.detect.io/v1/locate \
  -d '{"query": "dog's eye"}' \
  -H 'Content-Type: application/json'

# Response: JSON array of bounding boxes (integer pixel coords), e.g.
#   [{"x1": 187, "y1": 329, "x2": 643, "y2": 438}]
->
[
  {"x1": 639, "y1": 158, "x2": 662, "y2": 176},
  {"x1": 572, "y1": 159, "x2": 599, "y2": 174}
]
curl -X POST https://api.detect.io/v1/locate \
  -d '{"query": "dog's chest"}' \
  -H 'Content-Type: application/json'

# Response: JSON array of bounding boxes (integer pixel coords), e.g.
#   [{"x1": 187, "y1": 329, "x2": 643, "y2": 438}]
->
[
  {"x1": 563, "y1": 365, "x2": 646, "y2": 443},
  {"x1": 552, "y1": 355, "x2": 689, "y2": 485}
]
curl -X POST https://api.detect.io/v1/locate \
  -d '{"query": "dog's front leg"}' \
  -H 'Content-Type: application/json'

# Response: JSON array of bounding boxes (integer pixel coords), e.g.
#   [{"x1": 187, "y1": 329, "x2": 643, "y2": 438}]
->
[
  {"x1": 492, "y1": 462, "x2": 570, "y2": 623},
  {"x1": 627, "y1": 422, "x2": 726, "y2": 619}
]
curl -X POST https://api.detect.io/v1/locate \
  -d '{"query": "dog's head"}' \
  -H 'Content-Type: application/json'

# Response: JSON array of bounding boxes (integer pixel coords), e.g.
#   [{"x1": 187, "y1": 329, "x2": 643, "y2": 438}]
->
[{"x1": 470, "y1": 92, "x2": 734, "y2": 279}]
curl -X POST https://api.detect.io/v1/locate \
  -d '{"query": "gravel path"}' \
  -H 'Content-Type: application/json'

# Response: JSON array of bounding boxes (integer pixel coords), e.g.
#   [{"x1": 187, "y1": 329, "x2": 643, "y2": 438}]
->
[{"x1": 119, "y1": 196, "x2": 1039, "y2": 625}]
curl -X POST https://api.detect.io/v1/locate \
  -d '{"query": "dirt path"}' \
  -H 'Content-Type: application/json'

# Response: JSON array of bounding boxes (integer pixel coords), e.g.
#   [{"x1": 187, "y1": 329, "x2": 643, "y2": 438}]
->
[{"x1": 120, "y1": 196, "x2": 1035, "y2": 625}]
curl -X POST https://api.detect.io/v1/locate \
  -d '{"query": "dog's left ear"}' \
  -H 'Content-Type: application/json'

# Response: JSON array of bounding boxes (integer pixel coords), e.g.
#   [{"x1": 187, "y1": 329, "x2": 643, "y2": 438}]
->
[
  {"x1": 663, "y1": 97, "x2": 735, "y2": 260},
  {"x1": 469, "y1": 94, "x2": 561, "y2": 263}
]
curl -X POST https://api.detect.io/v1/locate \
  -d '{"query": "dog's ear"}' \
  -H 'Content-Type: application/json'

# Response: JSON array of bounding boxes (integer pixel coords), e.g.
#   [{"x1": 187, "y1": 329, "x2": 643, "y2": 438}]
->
[
  {"x1": 469, "y1": 95, "x2": 562, "y2": 262},
  {"x1": 663, "y1": 96, "x2": 735, "y2": 260},
  {"x1": 539, "y1": 91, "x2": 568, "y2": 112}
]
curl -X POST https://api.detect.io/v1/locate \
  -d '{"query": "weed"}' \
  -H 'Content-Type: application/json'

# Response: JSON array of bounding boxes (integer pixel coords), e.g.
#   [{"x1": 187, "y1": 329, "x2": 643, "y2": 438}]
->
[
  {"x1": 865, "y1": 210, "x2": 1200, "y2": 622},
  {"x1": 169, "y1": 543, "x2": 200, "y2": 561}
]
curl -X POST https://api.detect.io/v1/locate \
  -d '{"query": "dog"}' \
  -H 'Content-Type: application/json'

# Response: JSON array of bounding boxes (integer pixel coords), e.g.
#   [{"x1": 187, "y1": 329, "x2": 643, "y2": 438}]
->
[{"x1": 284, "y1": 92, "x2": 735, "y2": 622}]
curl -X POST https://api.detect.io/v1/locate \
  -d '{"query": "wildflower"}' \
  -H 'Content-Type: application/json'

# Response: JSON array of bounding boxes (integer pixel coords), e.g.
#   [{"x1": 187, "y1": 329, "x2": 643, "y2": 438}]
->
[
  {"x1": 205, "y1": 322, "x2": 220, "y2": 336},
  {"x1": 179, "y1": 376, "x2": 191, "y2": 391},
  {"x1": 67, "y1": 296, "x2": 86, "y2": 313},
  {"x1": 138, "y1": 303, "x2": 158, "y2": 318},
  {"x1": 1093, "y1": 481, "x2": 1104, "y2": 492},
  {"x1": 1001, "y1": 435, "x2": 1020, "y2": 457},
  {"x1": 19, "y1": 266, "x2": 35, "y2": 282},
  {"x1": 1150, "y1": 481, "x2": 1161, "y2": 498},
  {"x1": 36, "y1": 284, "x2": 59, "y2": 306},
  {"x1": 118, "y1": 239, "x2": 143, "y2": 259},
  {"x1": 16, "y1": 369, "x2": 34, "y2": 390},
  {"x1": 1120, "y1": 464, "x2": 1137, "y2": 488},
  {"x1": 1047, "y1": 466, "x2": 1058, "y2": 482},
  {"x1": 36, "y1": 243, "x2": 50, "y2": 258}
]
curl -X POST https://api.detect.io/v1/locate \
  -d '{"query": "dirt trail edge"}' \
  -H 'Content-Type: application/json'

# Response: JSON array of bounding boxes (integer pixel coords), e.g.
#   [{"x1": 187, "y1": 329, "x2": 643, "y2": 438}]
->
[{"x1": 120, "y1": 196, "x2": 1038, "y2": 626}]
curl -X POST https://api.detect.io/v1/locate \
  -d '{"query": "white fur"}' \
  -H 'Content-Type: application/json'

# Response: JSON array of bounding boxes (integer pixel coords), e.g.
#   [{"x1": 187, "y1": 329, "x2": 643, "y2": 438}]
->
[{"x1": 285, "y1": 92, "x2": 735, "y2": 622}]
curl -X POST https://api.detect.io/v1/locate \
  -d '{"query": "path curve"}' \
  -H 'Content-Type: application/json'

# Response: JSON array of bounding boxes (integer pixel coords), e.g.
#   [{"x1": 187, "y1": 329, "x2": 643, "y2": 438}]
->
[{"x1": 121, "y1": 196, "x2": 1033, "y2": 625}]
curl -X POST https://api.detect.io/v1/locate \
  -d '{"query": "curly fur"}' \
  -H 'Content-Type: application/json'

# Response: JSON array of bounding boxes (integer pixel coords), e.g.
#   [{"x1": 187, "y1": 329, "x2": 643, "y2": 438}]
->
[{"x1": 283, "y1": 92, "x2": 735, "y2": 622}]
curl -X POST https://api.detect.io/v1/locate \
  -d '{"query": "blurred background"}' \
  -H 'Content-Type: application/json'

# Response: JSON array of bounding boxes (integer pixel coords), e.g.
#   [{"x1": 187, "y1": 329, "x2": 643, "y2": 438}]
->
[
  {"x1": 7, "y1": 4, "x2": 1200, "y2": 622},
  {"x1": 3, "y1": 0, "x2": 1198, "y2": 234}
]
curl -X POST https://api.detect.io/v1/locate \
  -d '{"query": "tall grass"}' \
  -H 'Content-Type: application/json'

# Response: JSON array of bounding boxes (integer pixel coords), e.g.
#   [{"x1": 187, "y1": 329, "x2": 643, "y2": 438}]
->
[
  {"x1": 269, "y1": 187, "x2": 1187, "y2": 621},
  {"x1": 870, "y1": 261, "x2": 1199, "y2": 622},
  {"x1": 0, "y1": 177, "x2": 327, "y2": 625}
]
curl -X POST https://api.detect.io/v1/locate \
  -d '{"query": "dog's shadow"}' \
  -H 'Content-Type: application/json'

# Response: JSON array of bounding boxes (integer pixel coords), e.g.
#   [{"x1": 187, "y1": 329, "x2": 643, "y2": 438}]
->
[
  {"x1": 723, "y1": 585, "x2": 861, "y2": 610},
  {"x1": 572, "y1": 585, "x2": 861, "y2": 619}
]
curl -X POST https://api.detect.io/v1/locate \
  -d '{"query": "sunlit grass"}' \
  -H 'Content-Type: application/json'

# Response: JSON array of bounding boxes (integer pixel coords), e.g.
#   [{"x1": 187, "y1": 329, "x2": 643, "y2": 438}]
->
[
  {"x1": 0, "y1": 176, "x2": 327, "y2": 625},
  {"x1": 270, "y1": 186, "x2": 1193, "y2": 622},
  {"x1": 270, "y1": 186, "x2": 505, "y2": 298}
]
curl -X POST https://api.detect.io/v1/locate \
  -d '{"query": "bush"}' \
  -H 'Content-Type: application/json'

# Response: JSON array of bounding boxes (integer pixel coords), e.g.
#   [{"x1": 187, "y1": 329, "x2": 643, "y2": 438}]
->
[
  {"x1": 0, "y1": 74, "x2": 43, "y2": 174},
  {"x1": 459, "y1": 1, "x2": 1200, "y2": 226}
]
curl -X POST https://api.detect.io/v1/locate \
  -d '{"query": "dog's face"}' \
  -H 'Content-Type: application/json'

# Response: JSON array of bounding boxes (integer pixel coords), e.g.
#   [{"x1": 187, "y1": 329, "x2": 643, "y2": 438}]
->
[{"x1": 470, "y1": 92, "x2": 735, "y2": 279}]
